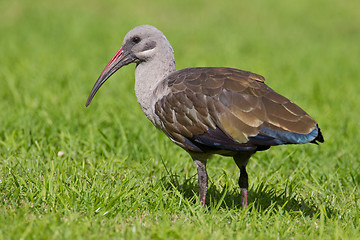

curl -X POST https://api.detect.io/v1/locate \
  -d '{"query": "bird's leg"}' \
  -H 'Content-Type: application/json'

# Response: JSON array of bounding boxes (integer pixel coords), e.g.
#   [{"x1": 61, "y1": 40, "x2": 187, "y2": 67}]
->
[
  {"x1": 234, "y1": 152, "x2": 254, "y2": 208},
  {"x1": 191, "y1": 154, "x2": 209, "y2": 206},
  {"x1": 238, "y1": 166, "x2": 248, "y2": 207}
]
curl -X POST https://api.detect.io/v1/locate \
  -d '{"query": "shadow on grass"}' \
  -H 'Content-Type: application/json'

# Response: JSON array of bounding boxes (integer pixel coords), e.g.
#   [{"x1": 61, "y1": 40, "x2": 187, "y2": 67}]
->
[{"x1": 160, "y1": 172, "x2": 336, "y2": 218}]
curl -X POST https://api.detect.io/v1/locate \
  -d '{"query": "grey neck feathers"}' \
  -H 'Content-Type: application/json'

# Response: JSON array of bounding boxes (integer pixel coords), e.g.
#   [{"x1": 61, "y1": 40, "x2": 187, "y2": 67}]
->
[{"x1": 134, "y1": 41, "x2": 176, "y2": 124}]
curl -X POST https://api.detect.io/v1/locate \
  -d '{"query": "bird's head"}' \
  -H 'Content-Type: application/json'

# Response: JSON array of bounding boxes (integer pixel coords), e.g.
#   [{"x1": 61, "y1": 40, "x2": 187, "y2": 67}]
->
[{"x1": 86, "y1": 25, "x2": 168, "y2": 107}]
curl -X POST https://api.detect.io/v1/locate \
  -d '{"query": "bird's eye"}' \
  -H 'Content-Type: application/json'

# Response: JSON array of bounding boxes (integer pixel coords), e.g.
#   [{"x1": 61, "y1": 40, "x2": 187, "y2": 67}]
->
[{"x1": 132, "y1": 36, "x2": 141, "y2": 43}]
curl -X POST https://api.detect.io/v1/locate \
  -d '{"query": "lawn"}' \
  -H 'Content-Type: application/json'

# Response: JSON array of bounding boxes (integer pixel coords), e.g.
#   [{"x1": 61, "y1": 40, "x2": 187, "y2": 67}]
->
[{"x1": 1, "y1": 0, "x2": 360, "y2": 239}]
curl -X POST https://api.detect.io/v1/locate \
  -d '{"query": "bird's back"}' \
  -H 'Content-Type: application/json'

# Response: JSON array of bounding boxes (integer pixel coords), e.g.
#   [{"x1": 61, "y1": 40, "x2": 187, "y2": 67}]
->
[{"x1": 154, "y1": 67, "x2": 323, "y2": 154}]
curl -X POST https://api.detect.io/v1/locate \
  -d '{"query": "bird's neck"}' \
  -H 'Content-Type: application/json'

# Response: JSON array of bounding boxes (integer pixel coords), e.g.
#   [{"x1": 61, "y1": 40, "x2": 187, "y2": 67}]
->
[{"x1": 134, "y1": 48, "x2": 176, "y2": 124}]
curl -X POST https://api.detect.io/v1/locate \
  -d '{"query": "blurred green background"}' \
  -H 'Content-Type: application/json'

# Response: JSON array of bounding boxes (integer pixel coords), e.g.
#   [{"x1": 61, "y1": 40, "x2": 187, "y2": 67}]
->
[{"x1": 1, "y1": 0, "x2": 360, "y2": 239}]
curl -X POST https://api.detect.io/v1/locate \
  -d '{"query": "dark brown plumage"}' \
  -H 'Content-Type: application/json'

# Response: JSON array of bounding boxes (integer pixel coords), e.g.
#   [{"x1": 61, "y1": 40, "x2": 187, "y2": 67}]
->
[{"x1": 155, "y1": 67, "x2": 322, "y2": 153}]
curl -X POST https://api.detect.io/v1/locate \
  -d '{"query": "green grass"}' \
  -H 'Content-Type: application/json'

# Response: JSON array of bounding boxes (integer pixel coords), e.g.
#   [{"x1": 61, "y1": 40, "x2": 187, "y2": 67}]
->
[{"x1": 1, "y1": 0, "x2": 360, "y2": 239}]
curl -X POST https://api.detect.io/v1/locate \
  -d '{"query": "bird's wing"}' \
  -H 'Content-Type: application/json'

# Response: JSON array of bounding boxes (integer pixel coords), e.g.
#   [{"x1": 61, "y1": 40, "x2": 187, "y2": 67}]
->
[{"x1": 154, "y1": 67, "x2": 321, "y2": 153}]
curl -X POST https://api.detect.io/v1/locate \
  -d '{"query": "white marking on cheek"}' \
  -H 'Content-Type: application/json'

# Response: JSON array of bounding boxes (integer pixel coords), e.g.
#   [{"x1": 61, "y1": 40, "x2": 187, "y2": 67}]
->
[{"x1": 141, "y1": 48, "x2": 156, "y2": 55}]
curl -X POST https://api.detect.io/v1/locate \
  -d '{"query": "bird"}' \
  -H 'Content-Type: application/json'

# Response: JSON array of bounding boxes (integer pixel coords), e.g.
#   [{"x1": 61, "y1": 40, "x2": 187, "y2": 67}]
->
[{"x1": 86, "y1": 25, "x2": 324, "y2": 208}]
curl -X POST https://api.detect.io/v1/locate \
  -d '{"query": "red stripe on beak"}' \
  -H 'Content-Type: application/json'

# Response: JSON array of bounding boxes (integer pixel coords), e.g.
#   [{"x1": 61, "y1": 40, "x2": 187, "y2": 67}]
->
[{"x1": 86, "y1": 46, "x2": 125, "y2": 107}]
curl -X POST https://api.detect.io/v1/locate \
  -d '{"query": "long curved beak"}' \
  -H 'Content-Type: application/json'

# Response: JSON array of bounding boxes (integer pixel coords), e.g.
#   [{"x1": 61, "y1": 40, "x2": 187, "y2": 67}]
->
[{"x1": 86, "y1": 46, "x2": 135, "y2": 107}]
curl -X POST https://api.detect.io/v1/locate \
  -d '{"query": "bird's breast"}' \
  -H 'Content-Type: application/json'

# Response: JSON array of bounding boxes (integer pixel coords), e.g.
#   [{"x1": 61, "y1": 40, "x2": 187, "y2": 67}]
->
[{"x1": 134, "y1": 77, "x2": 171, "y2": 129}]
